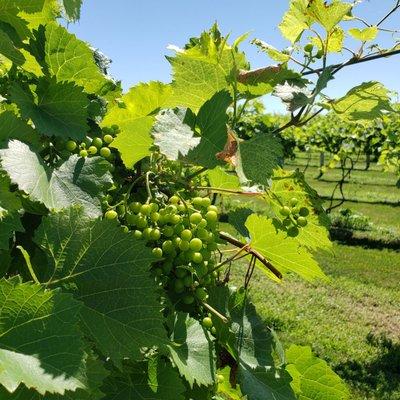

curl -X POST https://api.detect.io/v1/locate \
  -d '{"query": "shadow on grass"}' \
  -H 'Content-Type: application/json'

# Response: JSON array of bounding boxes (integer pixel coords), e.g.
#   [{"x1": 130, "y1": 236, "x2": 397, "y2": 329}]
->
[{"x1": 335, "y1": 333, "x2": 400, "y2": 399}]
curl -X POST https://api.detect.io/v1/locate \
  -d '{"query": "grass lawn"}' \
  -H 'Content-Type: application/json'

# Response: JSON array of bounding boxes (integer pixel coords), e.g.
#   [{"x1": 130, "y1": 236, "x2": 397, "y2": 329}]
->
[{"x1": 232, "y1": 244, "x2": 400, "y2": 400}]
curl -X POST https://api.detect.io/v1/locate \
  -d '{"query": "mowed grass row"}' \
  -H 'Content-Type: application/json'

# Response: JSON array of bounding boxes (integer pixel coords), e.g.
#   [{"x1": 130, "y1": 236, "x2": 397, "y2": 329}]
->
[{"x1": 232, "y1": 155, "x2": 400, "y2": 399}]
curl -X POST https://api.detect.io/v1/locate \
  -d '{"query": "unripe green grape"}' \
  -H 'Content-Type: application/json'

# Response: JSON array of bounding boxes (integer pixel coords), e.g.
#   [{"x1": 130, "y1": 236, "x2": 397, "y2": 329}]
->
[
  {"x1": 196, "y1": 228, "x2": 209, "y2": 241},
  {"x1": 279, "y1": 206, "x2": 291, "y2": 216},
  {"x1": 193, "y1": 197, "x2": 203, "y2": 207},
  {"x1": 169, "y1": 195, "x2": 180, "y2": 204},
  {"x1": 299, "y1": 207, "x2": 310, "y2": 217},
  {"x1": 167, "y1": 205, "x2": 177, "y2": 214},
  {"x1": 282, "y1": 218, "x2": 292, "y2": 227},
  {"x1": 163, "y1": 226, "x2": 174, "y2": 237},
  {"x1": 201, "y1": 197, "x2": 211, "y2": 208},
  {"x1": 179, "y1": 240, "x2": 190, "y2": 251},
  {"x1": 79, "y1": 149, "x2": 88, "y2": 158},
  {"x1": 158, "y1": 215, "x2": 167, "y2": 226},
  {"x1": 183, "y1": 295, "x2": 195, "y2": 305},
  {"x1": 140, "y1": 204, "x2": 151, "y2": 215},
  {"x1": 211, "y1": 326, "x2": 217, "y2": 335},
  {"x1": 92, "y1": 137, "x2": 103, "y2": 148},
  {"x1": 129, "y1": 202, "x2": 142, "y2": 213},
  {"x1": 190, "y1": 212, "x2": 202, "y2": 224},
  {"x1": 195, "y1": 287, "x2": 208, "y2": 301},
  {"x1": 99, "y1": 147, "x2": 111, "y2": 158},
  {"x1": 103, "y1": 134, "x2": 114, "y2": 144},
  {"x1": 192, "y1": 252, "x2": 203, "y2": 264},
  {"x1": 150, "y1": 203, "x2": 159, "y2": 212},
  {"x1": 143, "y1": 228, "x2": 153, "y2": 240},
  {"x1": 198, "y1": 219, "x2": 208, "y2": 228},
  {"x1": 207, "y1": 205, "x2": 218, "y2": 213},
  {"x1": 136, "y1": 216, "x2": 148, "y2": 229},
  {"x1": 150, "y1": 211, "x2": 160, "y2": 222},
  {"x1": 202, "y1": 317, "x2": 213, "y2": 329},
  {"x1": 181, "y1": 229, "x2": 192, "y2": 241},
  {"x1": 116, "y1": 205, "x2": 125, "y2": 216},
  {"x1": 183, "y1": 275, "x2": 194, "y2": 287},
  {"x1": 176, "y1": 268, "x2": 187, "y2": 278},
  {"x1": 174, "y1": 224, "x2": 184, "y2": 234},
  {"x1": 126, "y1": 213, "x2": 137, "y2": 226},
  {"x1": 190, "y1": 238, "x2": 203, "y2": 252},
  {"x1": 162, "y1": 240, "x2": 174, "y2": 254},
  {"x1": 290, "y1": 197, "x2": 299, "y2": 207},
  {"x1": 287, "y1": 226, "x2": 300, "y2": 237},
  {"x1": 152, "y1": 247, "x2": 163, "y2": 258},
  {"x1": 150, "y1": 229, "x2": 161, "y2": 241},
  {"x1": 297, "y1": 216, "x2": 308, "y2": 227},
  {"x1": 217, "y1": 374, "x2": 224, "y2": 384},
  {"x1": 173, "y1": 237, "x2": 182, "y2": 248},
  {"x1": 315, "y1": 49, "x2": 324, "y2": 59},
  {"x1": 111, "y1": 124, "x2": 119, "y2": 132},
  {"x1": 177, "y1": 204, "x2": 186, "y2": 212},
  {"x1": 205, "y1": 210, "x2": 218, "y2": 223},
  {"x1": 174, "y1": 279, "x2": 185, "y2": 293},
  {"x1": 104, "y1": 210, "x2": 118, "y2": 220},
  {"x1": 133, "y1": 230, "x2": 143, "y2": 239},
  {"x1": 291, "y1": 206, "x2": 301, "y2": 215},
  {"x1": 66, "y1": 140, "x2": 77, "y2": 151},
  {"x1": 169, "y1": 214, "x2": 181, "y2": 225},
  {"x1": 121, "y1": 225, "x2": 129, "y2": 233},
  {"x1": 304, "y1": 43, "x2": 314, "y2": 53}
]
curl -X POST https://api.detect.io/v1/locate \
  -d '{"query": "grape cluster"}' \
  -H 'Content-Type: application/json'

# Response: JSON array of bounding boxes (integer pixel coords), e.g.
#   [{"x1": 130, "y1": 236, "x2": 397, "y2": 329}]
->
[
  {"x1": 279, "y1": 197, "x2": 310, "y2": 237},
  {"x1": 65, "y1": 125, "x2": 119, "y2": 160},
  {"x1": 105, "y1": 195, "x2": 221, "y2": 309}
]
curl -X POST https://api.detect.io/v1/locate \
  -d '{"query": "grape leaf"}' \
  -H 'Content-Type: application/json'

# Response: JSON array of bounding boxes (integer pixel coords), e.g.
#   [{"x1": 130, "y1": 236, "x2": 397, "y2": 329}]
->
[
  {"x1": 0, "y1": 213, "x2": 23, "y2": 250},
  {"x1": 5, "y1": 354, "x2": 109, "y2": 399},
  {"x1": 186, "y1": 91, "x2": 231, "y2": 168},
  {"x1": 152, "y1": 109, "x2": 200, "y2": 160},
  {"x1": 0, "y1": 28, "x2": 25, "y2": 65},
  {"x1": 44, "y1": 23, "x2": 109, "y2": 94},
  {"x1": 228, "y1": 207, "x2": 253, "y2": 238},
  {"x1": 251, "y1": 39, "x2": 290, "y2": 63},
  {"x1": 217, "y1": 367, "x2": 244, "y2": 399},
  {"x1": 0, "y1": 2, "x2": 30, "y2": 40},
  {"x1": 246, "y1": 214, "x2": 326, "y2": 281},
  {"x1": 102, "y1": 360, "x2": 185, "y2": 400},
  {"x1": 0, "y1": 140, "x2": 112, "y2": 217},
  {"x1": 279, "y1": 0, "x2": 311, "y2": 43},
  {"x1": 0, "y1": 278, "x2": 85, "y2": 395},
  {"x1": 237, "y1": 133, "x2": 283, "y2": 185},
  {"x1": 325, "y1": 81, "x2": 394, "y2": 122},
  {"x1": 167, "y1": 28, "x2": 246, "y2": 112},
  {"x1": 207, "y1": 167, "x2": 241, "y2": 191},
  {"x1": 62, "y1": 0, "x2": 82, "y2": 21},
  {"x1": 311, "y1": 27, "x2": 345, "y2": 53},
  {"x1": 34, "y1": 207, "x2": 168, "y2": 364},
  {"x1": 18, "y1": 0, "x2": 60, "y2": 31},
  {"x1": 102, "y1": 81, "x2": 172, "y2": 168},
  {"x1": 348, "y1": 26, "x2": 378, "y2": 42},
  {"x1": 0, "y1": 109, "x2": 39, "y2": 148},
  {"x1": 167, "y1": 313, "x2": 216, "y2": 387},
  {"x1": 307, "y1": 0, "x2": 352, "y2": 33},
  {"x1": 10, "y1": 78, "x2": 89, "y2": 139},
  {"x1": 266, "y1": 169, "x2": 331, "y2": 253},
  {"x1": 238, "y1": 364, "x2": 296, "y2": 400},
  {"x1": 286, "y1": 345, "x2": 350, "y2": 400}
]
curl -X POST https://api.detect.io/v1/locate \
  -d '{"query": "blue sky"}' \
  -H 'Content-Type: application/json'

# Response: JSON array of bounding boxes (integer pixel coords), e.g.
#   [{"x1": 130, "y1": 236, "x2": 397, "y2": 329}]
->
[{"x1": 68, "y1": 0, "x2": 400, "y2": 112}]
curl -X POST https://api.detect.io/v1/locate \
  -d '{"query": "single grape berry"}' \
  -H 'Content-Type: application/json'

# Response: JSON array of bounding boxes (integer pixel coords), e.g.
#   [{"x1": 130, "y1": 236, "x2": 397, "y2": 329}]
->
[
  {"x1": 290, "y1": 197, "x2": 299, "y2": 207},
  {"x1": 191, "y1": 252, "x2": 203, "y2": 264},
  {"x1": 88, "y1": 145, "x2": 98, "y2": 155},
  {"x1": 297, "y1": 216, "x2": 308, "y2": 227},
  {"x1": 140, "y1": 204, "x2": 151, "y2": 215},
  {"x1": 92, "y1": 137, "x2": 103, "y2": 148},
  {"x1": 66, "y1": 140, "x2": 77, "y2": 151},
  {"x1": 169, "y1": 195, "x2": 180, "y2": 204},
  {"x1": 152, "y1": 247, "x2": 163, "y2": 258},
  {"x1": 201, "y1": 197, "x2": 211, "y2": 208},
  {"x1": 100, "y1": 147, "x2": 111, "y2": 158},
  {"x1": 279, "y1": 206, "x2": 291, "y2": 216},
  {"x1": 315, "y1": 49, "x2": 324, "y2": 59},
  {"x1": 208, "y1": 205, "x2": 218, "y2": 213},
  {"x1": 287, "y1": 226, "x2": 300, "y2": 237},
  {"x1": 163, "y1": 226, "x2": 174, "y2": 237},
  {"x1": 103, "y1": 134, "x2": 114, "y2": 144},
  {"x1": 150, "y1": 229, "x2": 161, "y2": 241},
  {"x1": 181, "y1": 229, "x2": 192, "y2": 241},
  {"x1": 299, "y1": 207, "x2": 310, "y2": 217},
  {"x1": 104, "y1": 210, "x2": 118, "y2": 220},
  {"x1": 133, "y1": 230, "x2": 142, "y2": 239},
  {"x1": 179, "y1": 240, "x2": 190, "y2": 251},
  {"x1": 136, "y1": 216, "x2": 147, "y2": 229},
  {"x1": 129, "y1": 202, "x2": 142, "y2": 213},
  {"x1": 79, "y1": 149, "x2": 88, "y2": 158},
  {"x1": 304, "y1": 43, "x2": 314, "y2": 53},
  {"x1": 193, "y1": 197, "x2": 203, "y2": 207},
  {"x1": 189, "y1": 238, "x2": 203, "y2": 252},
  {"x1": 202, "y1": 317, "x2": 213, "y2": 329},
  {"x1": 150, "y1": 211, "x2": 160, "y2": 222},
  {"x1": 205, "y1": 210, "x2": 218, "y2": 223},
  {"x1": 183, "y1": 295, "x2": 195, "y2": 305},
  {"x1": 195, "y1": 287, "x2": 208, "y2": 301},
  {"x1": 190, "y1": 212, "x2": 202, "y2": 225},
  {"x1": 217, "y1": 374, "x2": 225, "y2": 384}
]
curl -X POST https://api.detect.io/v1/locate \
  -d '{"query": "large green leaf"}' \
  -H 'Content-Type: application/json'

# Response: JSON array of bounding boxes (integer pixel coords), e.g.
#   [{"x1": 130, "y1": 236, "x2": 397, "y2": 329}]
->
[
  {"x1": 246, "y1": 214, "x2": 326, "y2": 281},
  {"x1": 102, "y1": 360, "x2": 185, "y2": 400},
  {"x1": 237, "y1": 133, "x2": 283, "y2": 185},
  {"x1": 10, "y1": 79, "x2": 89, "y2": 139},
  {"x1": 102, "y1": 81, "x2": 172, "y2": 168},
  {"x1": 167, "y1": 28, "x2": 246, "y2": 112},
  {"x1": 167, "y1": 313, "x2": 216, "y2": 387},
  {"x1": 279, "y1": 0, "x2": 311, "y2": 43},
  {"x1": 44, "y1": 23, "x2": 109, "y2": 94},
  {"x1": 0, "y1": 278, "x2": 85, "y2": 396},
  {"x1": 286, "y1": 345, "x2": 350, "y2": 400},
  {"x1": 238, "y1": 364, "x2": 296, "y2": 400},
  {"x1": 0, "y1": 140, "x2": 112, "y2": 217},
  {"x1": 348, "y1": 26, "x2": 378, "y2": 42},
  {"x1": 0, "y1": 28, "x2": 24, "y2": 65},
  {"x1": 0, "y1": 212, "x2": 23, "y2": 250},
  {"x1": 0, "y1": 2, "x2": 30, "y2": 40},
  {"x1": 326, "y1": 81, "x2": 394, "y2": 123},
  {"x1": 34, "y1": 207, "x2": 168, "y2": 364},
  {"x1": 62, "y1": 0, "x2": 82, "y2": 21},
  {"x1": 207, "y1": 167, "x2": 241, "y2": 191},
  {"x1": 307, "y1": 0, "x2": 352, "y2": 32},
  {"x1": 4, "y1": 355, "x2": 108, "y2": 400},
  {"x1": 186, "y1": 90, "x2": 231, "y2": 168}
]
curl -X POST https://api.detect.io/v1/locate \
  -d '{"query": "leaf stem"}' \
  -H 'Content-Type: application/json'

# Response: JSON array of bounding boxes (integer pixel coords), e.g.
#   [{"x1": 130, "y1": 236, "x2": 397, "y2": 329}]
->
[
  {"x1": 17, "y1": 246, "x2": 40, "y2": 284},
  {"x1": 202, "y1": 301, "x2": 229, "y2": 324}
]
